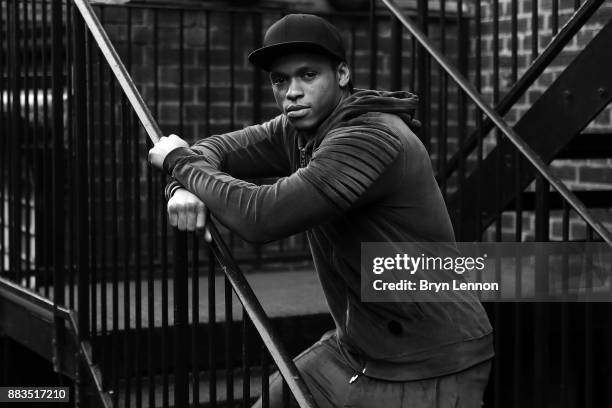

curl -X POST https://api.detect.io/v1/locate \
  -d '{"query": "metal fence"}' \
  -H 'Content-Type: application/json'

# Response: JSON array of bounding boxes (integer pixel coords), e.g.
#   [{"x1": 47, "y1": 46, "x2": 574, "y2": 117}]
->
[{"x1": 1, "y1": 0, "x2": 612, "y2": 406}]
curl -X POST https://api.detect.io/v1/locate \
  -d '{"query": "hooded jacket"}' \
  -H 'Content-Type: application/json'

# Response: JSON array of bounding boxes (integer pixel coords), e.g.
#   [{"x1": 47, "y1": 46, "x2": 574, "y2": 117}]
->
[{"x1": 164, "y1": 89, "x2": 494, "y2": 380}]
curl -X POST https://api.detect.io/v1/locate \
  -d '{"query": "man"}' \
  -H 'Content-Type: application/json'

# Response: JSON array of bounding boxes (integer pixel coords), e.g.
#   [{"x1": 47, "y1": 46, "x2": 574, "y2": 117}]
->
[{"x1": 149, "y1": 14, "x2": 493, "y2": 408}]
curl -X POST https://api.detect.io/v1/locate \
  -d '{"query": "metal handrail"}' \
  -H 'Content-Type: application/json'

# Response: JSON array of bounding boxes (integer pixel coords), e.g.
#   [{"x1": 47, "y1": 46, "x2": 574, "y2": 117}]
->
[
  {"x1": 70, "y1": 0, "x2": 318, "y2": 406},
  {"x1": 0, "y1": 276, "x2": 113, "y2": 408},
  {"x1": 442, "y1": 0, "x2": 605, "y2": 180},
  {"x1": 380, "y1": 0, "x2": 612, "y2": 246}
]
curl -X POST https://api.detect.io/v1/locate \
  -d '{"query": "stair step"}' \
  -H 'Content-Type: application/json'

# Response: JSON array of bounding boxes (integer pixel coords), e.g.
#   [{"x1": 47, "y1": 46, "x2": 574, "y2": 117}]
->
[
  {"x1": 117, "y1": 367, "x2": 264, "y2": 408},
  {"x1": 508, "y1": 190, "x2": 612, "y2": 211},
  {"x1": 557, "y1": 133, "x2": 612, "y2": 159}
]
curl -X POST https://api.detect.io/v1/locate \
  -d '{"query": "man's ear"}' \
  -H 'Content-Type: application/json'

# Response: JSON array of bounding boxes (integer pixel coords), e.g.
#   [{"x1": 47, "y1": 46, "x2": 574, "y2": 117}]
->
[{"x1": 336, "y1": 61, "x2": 350, "y2": 88}]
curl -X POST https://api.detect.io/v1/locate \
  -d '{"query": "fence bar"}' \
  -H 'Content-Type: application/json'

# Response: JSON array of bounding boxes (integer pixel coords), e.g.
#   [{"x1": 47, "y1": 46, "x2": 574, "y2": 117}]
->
[
  {"x1": 208, "y1": 246, "x2": 217, "y2": 407},
  {"x1": 531, "y1": 0, "x2": 538, "y2": 61},
  {"x1": 96, "y1": 7, "x2": 109, "y2": 389},
  {"x1": 191, "y1": 235, "x2": 200, "y2": 407},
  {"x1": 174, "y1": 230, "x2": 189, "y2": 408},
  {"x1": 390, "y1": 16, "x2": 402, "y2": 91},
  {"x1": 208, "y1": 223, "x2": 318, "y2": 408},
  {"x1": 73, "y1": 0, "x2": 89, "y2": 340},
  {"x1": 72, "y1": 0, "x2": 162, "y2": 143},
  {"x1": 85, "y1": 26, "x2": 97, "y2": 361},
  {"x1": 560, "y1": 203, "x2": 570, "y2": 408},
  {"x1": 224, "y1": 274, "x2": 234, "y2": 407},
  {"x1": 242, "y1": 312, "x2": 251, "y2": 407},
  {"x1": 23, "y1": 0, "x2": 32, "y2": 282},
  {"x1": 368, "y1": 0, "x2": 377, "y2": 89},
  {"x1": 66, "y1": 0, "x2": 75, "y2": 309},
  {"x1": 442, "y1": 0, "x2": 605, "y2": 179},
  {"x1": 380, "y1": 0, "x2": 612, "y2": 245},
  {"x1": 0, "y1": 0, "x2": 6, "y2": 278},
  {"x1": 534, "y1": 175, "x2": 549, "y2": 408},
  {"x1": 261, "y1": 345, "x2": 269, "y2": 408},
  {"x1": 50, "y1": 0, "x2": 64, "y2": 305},
  {"x1": 40, "y1": 0, "x2": 50, "y2": 297},
  {"x1": 9, "y1": 0, "x2": 20, "y2": 283},
  {"x1": 474, "y1": 1, "x2": 483, "y2": 235},
  {"x1": 121, "y1": 11, "x2": 133, "y2": 406}
]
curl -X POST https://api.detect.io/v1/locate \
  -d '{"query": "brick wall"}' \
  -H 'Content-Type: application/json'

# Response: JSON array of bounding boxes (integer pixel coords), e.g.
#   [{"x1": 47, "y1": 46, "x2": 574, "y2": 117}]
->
[
  {"x1": 96, "y1": 1, "x2": 611, "y2": 244},
  {"x1": 475, "y1": 0, "x2": 612, "y2": 240}
]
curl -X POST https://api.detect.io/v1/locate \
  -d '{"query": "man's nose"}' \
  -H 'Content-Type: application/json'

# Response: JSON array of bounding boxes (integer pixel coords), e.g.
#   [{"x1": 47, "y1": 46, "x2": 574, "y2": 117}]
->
[{"x1": 286, "y1": 78, "x2": 303, "y2": 100}]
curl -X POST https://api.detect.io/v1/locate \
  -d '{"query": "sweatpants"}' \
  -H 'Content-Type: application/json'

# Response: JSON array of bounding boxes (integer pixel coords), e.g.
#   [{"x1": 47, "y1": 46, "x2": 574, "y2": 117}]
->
[{"x1": 252, "y1": 333, "x2": 492, "y2": 408}]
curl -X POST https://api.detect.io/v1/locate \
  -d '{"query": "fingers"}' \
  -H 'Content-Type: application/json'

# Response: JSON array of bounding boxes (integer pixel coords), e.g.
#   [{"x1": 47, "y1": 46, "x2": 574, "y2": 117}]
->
[
  {"x1": 196, "y1": 206, "x2": 206, "y2": 230},
  {"x1": 167, "y1": 190, "x2": 207, "y2": 232}
]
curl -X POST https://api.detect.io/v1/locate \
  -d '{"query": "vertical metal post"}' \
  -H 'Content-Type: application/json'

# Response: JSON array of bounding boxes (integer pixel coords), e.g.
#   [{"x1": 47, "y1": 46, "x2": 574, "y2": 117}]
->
[
  {"x1": 208, "y1": 246, "x2": 217, "y2": 407},
  {"x1": 73, "y1": 0, "x2": 90, "y2": 343},
  {"x1": 390, "y1": 16, "x2": 402, "y2": 91},
  {"x1": 9, "y1": 0, "x2": 22, "y2": 283},
  {"x1": 23, "y1": 0, "x2": 32, "y2": 282},
  {"x1": 41, "y1": 0, "x2": 51, "y2": 297},
  {"x1": 0, "y1": 0, "x2": 6, "y2": 279},
  {"x1": 242, "y1": 312, "x2": 251, "y2": 407},
  {"x1": 148, "y1": 7, "x2": 159, "y2": 408},
  {"x1": 225, "y1": 274, "x2": 234, "y2": 407},
  {"x1": 0, "y1": 0, "x2": 5, "y2": 278},
  {"x1": 174, "y1": 230, "x2": 189, "y2": 408},
  {"x1": 191, "y1": 234, "x2": 200, "y2": 407},
  {"x1": 252, "y1": 13, "x2": 262, "y2": 124},
  {"x1": 534, "y1": 174, "x2": 549, "y2": 408},
  {"x1": 121, "y1": 7, "x2": 132, "y2": 405},
  {"x1": 260, "y1": 345, "x2": 269, "y2": 408},
  {"x1": 437, "y1": 0, "x2": 447, "y2": 198},
  {"x1": 73, "y1": 0, "x2": 91, "y2": 391},
  {"x1": 66, "y1": 0, "x2": 75, "y2": 309},
  {"x1": 85, "y1": 26, "x2": 97, "y2": 361},
  {"x1": 50, "y1": 0, "x2": 65, "y2": 378},
  {"x1": 531, "y1": 0, "x2": 538, "y2": 61},
  {"x1": 50, "y1": 0, "x2": 64, "y2": 304},
  {"x1": 416, "y1": 0, "x2": 428, "y2": 148},
  {"x1": 368, "y1": 0, "x2": 377, "y2": 90}
]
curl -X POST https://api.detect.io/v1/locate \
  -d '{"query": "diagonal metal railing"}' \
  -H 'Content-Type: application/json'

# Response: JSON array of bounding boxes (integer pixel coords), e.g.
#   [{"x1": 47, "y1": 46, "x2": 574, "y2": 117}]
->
[
  {"x1": 69, "y1": 0, "x2": 319, "y2": 407},
  {"x1": 379, "y1": 0, "x2": 612, "y2": 246},
  {"x1": 440, "y1": 0, "x2": 606, "y2": 181}
]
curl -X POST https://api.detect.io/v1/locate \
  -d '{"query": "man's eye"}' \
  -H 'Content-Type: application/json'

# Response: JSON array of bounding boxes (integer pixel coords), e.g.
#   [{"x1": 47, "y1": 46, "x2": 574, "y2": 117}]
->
[
  {"x1": 303, "y1": 71, "x2": 317, "y2": 79},
  {"x1": 271, "y1": 76, "x2": 285, "y2": 85}
]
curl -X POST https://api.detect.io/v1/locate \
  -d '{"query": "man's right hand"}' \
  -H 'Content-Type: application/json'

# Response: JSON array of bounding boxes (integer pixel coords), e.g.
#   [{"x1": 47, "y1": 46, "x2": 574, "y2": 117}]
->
[{"x1": 167, "y1": 188, "x2": 206, "y2": 232}]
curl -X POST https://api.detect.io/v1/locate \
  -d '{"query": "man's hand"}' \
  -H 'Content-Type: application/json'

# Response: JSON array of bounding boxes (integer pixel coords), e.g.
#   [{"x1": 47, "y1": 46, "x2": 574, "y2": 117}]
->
[
  {"x1": 149, "y1": 134, "x2": 189, "y2": 171},
  {"x1": 168, "y1": 188, "x2": 207, "y2": 231}
]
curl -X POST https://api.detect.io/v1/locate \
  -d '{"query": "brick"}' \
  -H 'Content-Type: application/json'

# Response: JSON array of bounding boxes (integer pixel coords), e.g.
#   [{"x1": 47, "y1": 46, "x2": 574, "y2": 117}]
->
[
  {"x1": 579, "y1": 167, "x2": 612, "y2": 184},
  {"x1": 132, "y1": 25, "x2": 153, "y2": 44},
  {"x1": 159, "y1": 103, "x2": 180, "y2": 122},
  {"x1": 184, "y1": 104, "x2": 206, "y2": 122},
  {"x1": 184, "y1": 26, "x2": 207, "y2": 48},
  {"x1": 550, "y1": 163, "x2": 578, "y2": 182},
  {"x1": 154, "y1": 86, "x2": 195, "y2": 102}
]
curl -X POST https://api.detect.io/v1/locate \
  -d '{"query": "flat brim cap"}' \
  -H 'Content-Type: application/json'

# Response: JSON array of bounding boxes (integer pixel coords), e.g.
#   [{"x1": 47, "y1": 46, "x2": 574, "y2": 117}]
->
[{"x1": 248, "y1": 14, "x2": 347, "y2": 71}]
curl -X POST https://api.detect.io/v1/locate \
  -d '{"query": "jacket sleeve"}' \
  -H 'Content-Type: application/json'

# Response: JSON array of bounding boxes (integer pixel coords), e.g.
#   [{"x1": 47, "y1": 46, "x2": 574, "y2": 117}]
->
[
  {"x1": 164, "y1": 124, "x2": 402, "y2": 243},
  {"x1": 164, "y1": 115, "x2": 291, "y2": 200}
]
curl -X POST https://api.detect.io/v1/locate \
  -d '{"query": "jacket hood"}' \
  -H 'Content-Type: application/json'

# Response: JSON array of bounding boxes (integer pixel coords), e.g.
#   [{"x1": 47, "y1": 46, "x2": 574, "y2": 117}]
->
[{"x1": 303, "y1": 88, "x2": 421, "y2": 148}]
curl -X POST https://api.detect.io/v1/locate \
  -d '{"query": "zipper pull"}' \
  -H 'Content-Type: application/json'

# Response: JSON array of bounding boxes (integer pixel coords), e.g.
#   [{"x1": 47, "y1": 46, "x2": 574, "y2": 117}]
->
[{"x1": 349, "y1": 367, "x2": 366, "y2": 384}]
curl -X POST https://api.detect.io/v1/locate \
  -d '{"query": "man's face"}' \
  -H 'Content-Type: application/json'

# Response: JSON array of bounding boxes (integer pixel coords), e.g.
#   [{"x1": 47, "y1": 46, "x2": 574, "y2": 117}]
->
[{"x1": 269, "y1": 52, "x2": 349, "y2": 132}]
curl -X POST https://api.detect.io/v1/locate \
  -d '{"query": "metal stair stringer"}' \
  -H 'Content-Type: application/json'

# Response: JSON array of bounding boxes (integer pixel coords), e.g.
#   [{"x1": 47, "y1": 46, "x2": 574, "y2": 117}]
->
[{"x1": 448, "y1": 20, "x2": 612, "y2": 241}]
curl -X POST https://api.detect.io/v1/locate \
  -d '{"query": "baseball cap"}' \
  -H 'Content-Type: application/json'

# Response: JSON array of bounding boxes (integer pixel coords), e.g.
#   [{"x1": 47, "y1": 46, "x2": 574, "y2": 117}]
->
[{"x1": 248, "y1": 14, "x2": 347, "y2": 71}]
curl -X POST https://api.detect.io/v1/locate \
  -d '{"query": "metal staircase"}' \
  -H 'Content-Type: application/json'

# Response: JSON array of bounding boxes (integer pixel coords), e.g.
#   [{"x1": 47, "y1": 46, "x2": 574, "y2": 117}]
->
[{"x1": 1, "y1": 0, "x2": 612, "y2": 407}]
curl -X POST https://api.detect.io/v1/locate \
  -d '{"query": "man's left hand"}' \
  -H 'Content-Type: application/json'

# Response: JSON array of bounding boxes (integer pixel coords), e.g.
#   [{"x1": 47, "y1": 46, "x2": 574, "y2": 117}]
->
[{"x1": 148, "y1": 134, "x2": 189, "y2": 171}]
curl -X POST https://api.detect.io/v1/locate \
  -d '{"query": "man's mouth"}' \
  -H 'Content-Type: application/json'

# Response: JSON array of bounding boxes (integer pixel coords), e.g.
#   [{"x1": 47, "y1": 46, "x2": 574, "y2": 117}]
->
[{"x1": 286, "y1": 105, "x2": 310, "y2": 119}]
